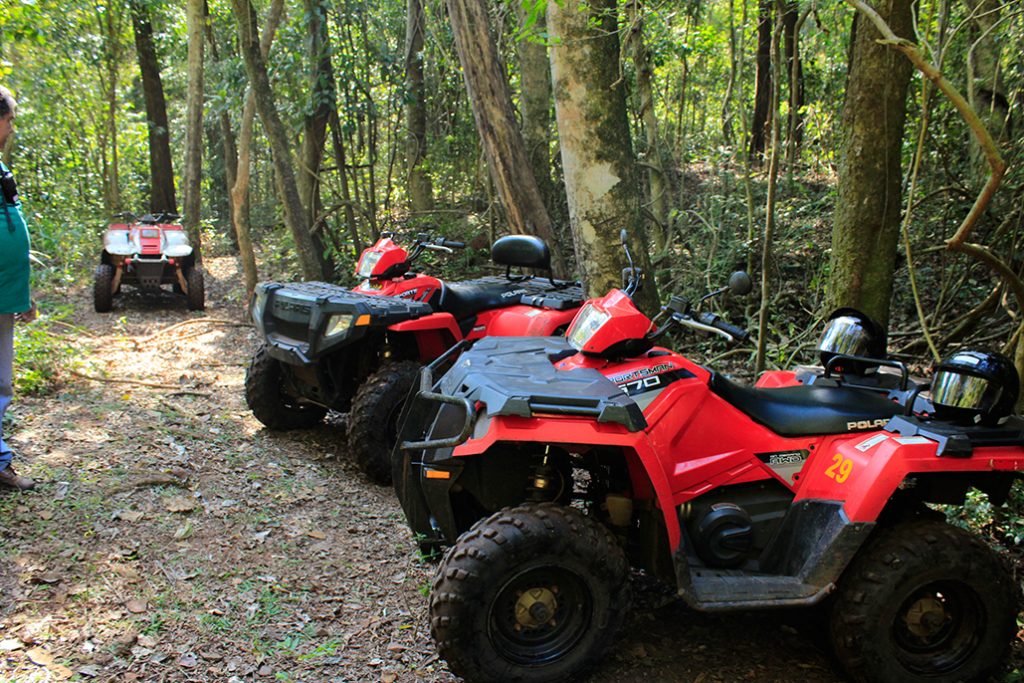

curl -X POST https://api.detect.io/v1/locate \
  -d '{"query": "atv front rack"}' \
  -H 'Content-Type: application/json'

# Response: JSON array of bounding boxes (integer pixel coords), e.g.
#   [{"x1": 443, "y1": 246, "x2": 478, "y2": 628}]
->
[{"x1": 399, "y1": 337, "x2": 646, "y2": 451}]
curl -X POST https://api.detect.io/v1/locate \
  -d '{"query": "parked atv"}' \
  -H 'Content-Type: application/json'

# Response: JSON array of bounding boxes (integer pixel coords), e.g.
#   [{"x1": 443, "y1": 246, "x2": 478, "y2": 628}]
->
[
  {"x1": 95, "y1": 212, "x2": 204, "y2": 312},
  {"x1": 246, "y1": 232, "x2": 584, "y2": 484},
  {"x1": 395, "y1": 237, "x2": 1021, "y2": 683}
]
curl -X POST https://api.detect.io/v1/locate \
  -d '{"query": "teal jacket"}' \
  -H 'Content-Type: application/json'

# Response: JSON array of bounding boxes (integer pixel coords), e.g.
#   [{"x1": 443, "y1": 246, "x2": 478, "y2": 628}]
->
[{"x1": 0, "y1": 161, "x2": 31, "y2": 314}]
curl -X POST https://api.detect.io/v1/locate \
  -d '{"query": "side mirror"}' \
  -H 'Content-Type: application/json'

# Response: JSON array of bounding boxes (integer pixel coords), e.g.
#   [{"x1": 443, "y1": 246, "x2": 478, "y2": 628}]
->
[{"x1": 728, "y1": 271, "x2": 752, "y2": 296}]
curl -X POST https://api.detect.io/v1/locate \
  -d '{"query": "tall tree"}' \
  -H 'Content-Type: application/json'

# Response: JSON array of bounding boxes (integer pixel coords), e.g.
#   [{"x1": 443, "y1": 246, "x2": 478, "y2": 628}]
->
[
  {"x1": 231, "y1": 0, "x2": 285, "y2": 301},
  {"x1": 405, "y1": 0, "x2": 434, "y2": 213},
  {"x1": 749, "y1": 0, "x2": 773, "y2": 160},
  {"x1": 98, "y1": 3, "x2": 124, "y2": 212},
  {"x1": 827, "y1": 0, "x2": 915, "y2": 326},
  {"x1": 963, "y1": 0, "x2": 1010, "y2": 183},
  {"x1": 183, "y1": 0, "x2": 205, "y2": 261},
  {"x1": 298, "y1": 0, "x2": 336, "y2": 279},
  {"x1": 549, "y1": 0, "x2": 658, "y2": 311},
  {"x1": 514, "y1": 3, "x2": 556, "y2": 217},
  {"x1": 130, "y1": 0, "x2": 176, "y2": 213},
  {"x1": 626, "y1": 0, "x2": 669, "y2": 264},
  {"x1": 231, "y1": 0, "x2": 325, "y2": 281},
  {"x1": 446, "y1": 0, "x2": 566, "y2": 275},
  {"x1": 781, "y1": 0, "x2": 806, "y2": 166}
]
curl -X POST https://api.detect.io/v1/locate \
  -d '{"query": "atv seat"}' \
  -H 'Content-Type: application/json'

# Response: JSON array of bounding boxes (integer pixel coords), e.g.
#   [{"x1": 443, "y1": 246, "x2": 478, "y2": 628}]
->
[
  {"x1": 436, "y1": 278, "x2": 528, "y2": 319},
  {"x1": 710, "y1": 373, "x2": 903, "y2": 437}
]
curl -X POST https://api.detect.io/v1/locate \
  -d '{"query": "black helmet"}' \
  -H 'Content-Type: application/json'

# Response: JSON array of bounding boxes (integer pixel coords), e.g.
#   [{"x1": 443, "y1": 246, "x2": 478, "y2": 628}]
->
[
  {"x1": 818, "y1": 308, "x2": 887, "y2": 373},
  {"x1": 931, "y1": 350, "x2": 1019, "y2": 426}
]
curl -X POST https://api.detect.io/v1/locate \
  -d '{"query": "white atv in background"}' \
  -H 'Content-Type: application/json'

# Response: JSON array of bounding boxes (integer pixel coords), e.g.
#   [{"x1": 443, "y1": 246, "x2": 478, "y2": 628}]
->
[{"x1": 95, "y1": 212, "x2": 204, "y2": 312}]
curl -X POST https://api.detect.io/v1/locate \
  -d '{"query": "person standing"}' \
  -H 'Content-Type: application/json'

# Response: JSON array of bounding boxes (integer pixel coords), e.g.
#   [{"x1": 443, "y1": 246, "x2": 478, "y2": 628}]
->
[{"x1": 0, "y1": 85, "x2": 36, "y2": 491}]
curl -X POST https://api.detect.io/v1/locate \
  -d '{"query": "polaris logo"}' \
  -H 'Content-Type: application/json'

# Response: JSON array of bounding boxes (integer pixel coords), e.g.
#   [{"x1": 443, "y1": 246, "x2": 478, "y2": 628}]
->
[
  {"x1": 274, "y1": 300, "x2": 311, "y2": 314},
  {"x1": 501, "y1": 289, "x2": 528, "y2": 298},
  {"x1": 847, "y1": 418, "x2": 889, "y2": 431}
]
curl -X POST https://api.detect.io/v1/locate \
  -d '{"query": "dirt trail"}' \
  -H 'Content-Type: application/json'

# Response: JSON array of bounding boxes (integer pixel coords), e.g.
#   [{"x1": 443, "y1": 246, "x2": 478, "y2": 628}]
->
[{"x1": 0, "y1": 256, "x2": 859, "y2": 682}]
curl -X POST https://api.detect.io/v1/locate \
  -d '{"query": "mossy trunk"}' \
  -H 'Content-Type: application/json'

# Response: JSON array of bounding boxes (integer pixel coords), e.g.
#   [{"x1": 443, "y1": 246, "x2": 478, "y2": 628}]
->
[
  {"x1": 549, "y1": 0, "x2": 658, "y2": 312},
  {"x1": 827, "y1": 0, "x2": 914, "y2": 327}
]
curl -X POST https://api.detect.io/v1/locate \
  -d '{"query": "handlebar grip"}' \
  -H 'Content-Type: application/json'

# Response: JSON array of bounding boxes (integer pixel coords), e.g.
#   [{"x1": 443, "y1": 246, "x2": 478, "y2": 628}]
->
[
  {"x1": 698, "y1": 311, "x2": 750, "y2": 342},
  {"x1": 715, "y1": 320, "x2": 750, "y2": 342},
  {"x1": 442, "y1": 239, "x2": 466, "y2": 249}
]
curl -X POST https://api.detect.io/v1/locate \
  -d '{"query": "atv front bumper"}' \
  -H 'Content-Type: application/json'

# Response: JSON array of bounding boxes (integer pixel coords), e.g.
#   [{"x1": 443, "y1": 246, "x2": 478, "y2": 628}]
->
[{"x1": 251, "y1": 281, "x2": 433, "y2": 365}]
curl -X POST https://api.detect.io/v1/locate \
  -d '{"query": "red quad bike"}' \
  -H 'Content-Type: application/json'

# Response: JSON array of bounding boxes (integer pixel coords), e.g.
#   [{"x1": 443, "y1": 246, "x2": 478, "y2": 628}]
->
[
  {"x1": 95, "y1": 212, "x2": 205, "y2": 312},
  {"x1": 246, "y1": 231, "x2": 584, "y2": 484},
  {"x1": 395, "y1": 236, "x2": 1023, "y2": 683}
]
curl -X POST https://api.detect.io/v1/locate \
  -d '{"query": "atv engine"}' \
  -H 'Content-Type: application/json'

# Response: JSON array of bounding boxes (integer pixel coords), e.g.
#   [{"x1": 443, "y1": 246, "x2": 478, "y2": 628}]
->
[{"x1": 683, "y1": 482, "x2": 793, "y2": 568}]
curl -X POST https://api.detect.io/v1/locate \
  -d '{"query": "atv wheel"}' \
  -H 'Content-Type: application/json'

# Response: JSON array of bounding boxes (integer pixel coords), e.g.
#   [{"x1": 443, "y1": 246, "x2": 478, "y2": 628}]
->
[
  {"x1": 347, "y1": 360, "x2": 421, "y2": 485},
  {"x1": 245, "y1": 344, "x2": 327, "y2": 430},
  {"x1": 431, "y1": 503, "x2": 629, "y2": 683},
  {"x1": 94, "y1": 264, "x2": 115, "y2": 312},
  {"x1": 829, "y1": 519, "x2": 1016, "y2": 683},
  {"x1": 186, "y1": 267, "x2": 205, "y2": 311}
]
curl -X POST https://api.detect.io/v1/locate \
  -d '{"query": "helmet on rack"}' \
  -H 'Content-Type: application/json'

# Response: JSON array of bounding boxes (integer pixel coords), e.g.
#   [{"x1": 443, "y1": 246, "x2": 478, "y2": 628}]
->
[
  {"x1": 931, "y1": 350, "x2": 1019, "y2": 426},
  {"x1": 817, "y1": 308, "x2": 887, "y2": 374}
]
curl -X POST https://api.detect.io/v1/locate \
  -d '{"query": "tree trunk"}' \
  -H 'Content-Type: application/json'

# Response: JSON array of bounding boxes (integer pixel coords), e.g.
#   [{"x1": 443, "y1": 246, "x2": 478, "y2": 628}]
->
[
  {"x1": 781, "y1": 0, "x2": 805, "y2": 166},
  {"x1": 231, "y1": 0, "x2": 285, "y2": 302},
  {"x1": 101, "y1": 5, "x2": 122, "y2": 213},
  {"x1": 549, "y1": 0, "x2": 658, "y2": 311},
  {"x1": 329, "y1": 109, "x2": 363, "y2": 258},
  {"x1": 626, "y1": 0, "x2": 669, "y2": 268},
  {"x1": 514, "y1": 2, "x2": 556, "y2": 218},
  {"x1": 405, "y1": 0, "x2": 434, "y2": 213},
  {"x1": 298, "y1": 0, "x2": 336, "y2": 280},
  {"x1": 749, "y1": 0, "x2": 773, "y2": 161},
  {"x1": 963, "y1": 0, "x2": 1010, "y2": 184},
  {"x1": 231, "y1": 0, "x2": 324, "y2": 281},
  {"x1": 130, "y1": 0, "x2": 176, "y2": 214},
  {"x1": 827, "y1": 0, "x2": 914, "y2": 327},
  {"x1": 446, "y1": 0, "x2": 566, "y2": 276},
  {"x1": 183, "y1": 0, "x2": 205, "y2": 262}
]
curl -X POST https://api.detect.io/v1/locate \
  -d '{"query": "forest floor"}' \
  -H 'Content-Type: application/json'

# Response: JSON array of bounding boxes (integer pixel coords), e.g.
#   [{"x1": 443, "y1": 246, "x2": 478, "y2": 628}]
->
[{"x1": 0, "y1": 255, "x2": 1016, "y2": 683}]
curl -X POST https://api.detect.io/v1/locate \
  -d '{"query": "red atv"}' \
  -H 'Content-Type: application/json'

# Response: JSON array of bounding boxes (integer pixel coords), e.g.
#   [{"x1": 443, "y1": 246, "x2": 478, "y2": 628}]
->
[
  {"x1": 95, "y1": 212, "x2": 204, "y2": 312},
  {"x1": 246, "y1": 231, "x2": 584, "y2": 484},
  {"x1": 395, "y1": 237, "x2": 1021, "y2": 683}
]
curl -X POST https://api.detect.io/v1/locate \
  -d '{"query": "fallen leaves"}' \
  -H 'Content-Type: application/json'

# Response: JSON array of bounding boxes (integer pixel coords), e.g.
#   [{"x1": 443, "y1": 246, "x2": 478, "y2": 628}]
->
[
  {"x1": 164, "y1": 495, "x2": 197, "y2": 513},
  {"x1": 124, "y1": 599, "x2": 148, "y2": 614}
]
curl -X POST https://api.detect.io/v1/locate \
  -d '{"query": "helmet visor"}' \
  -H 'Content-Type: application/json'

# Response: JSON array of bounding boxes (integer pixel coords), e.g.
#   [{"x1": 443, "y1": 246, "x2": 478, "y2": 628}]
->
[
  {"x1": 818, "y1": 316, "x2": 868, "y2": 356},
  {"x1": 931, "y1": 370, "x2": 1000, "y2": 410}
]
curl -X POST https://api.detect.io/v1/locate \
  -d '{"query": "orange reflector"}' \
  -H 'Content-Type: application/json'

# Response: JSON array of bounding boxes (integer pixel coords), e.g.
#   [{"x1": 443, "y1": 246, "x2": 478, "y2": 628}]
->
[
  {"x1": 424, "y1": 469, "x2": 451, "y2": 480},
  {"x1": 355, "y1": 314, "x2": 371, "y2": 326}
]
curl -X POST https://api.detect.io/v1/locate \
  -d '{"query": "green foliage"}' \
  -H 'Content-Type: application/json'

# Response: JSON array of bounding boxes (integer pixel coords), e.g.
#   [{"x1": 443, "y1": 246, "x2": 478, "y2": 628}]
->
[{"x1": 12, "y1": 304, "x2": 81, "y2": 396}]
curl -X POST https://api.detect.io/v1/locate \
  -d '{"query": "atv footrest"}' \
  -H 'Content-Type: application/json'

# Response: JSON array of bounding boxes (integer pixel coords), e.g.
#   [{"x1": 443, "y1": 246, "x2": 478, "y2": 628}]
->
[{"x1": 685, "y1": 572, "x2": 831, "y2": 611}]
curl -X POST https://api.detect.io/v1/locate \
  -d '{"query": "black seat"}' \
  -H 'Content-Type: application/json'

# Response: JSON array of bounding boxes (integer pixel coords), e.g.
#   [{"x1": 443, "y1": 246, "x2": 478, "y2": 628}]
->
[
  {"x1": 710, "y1": 373, "x2": 903, "y2": 436},
  {"x1": 436, "y1": 278, "x2": 527, "y2": 319}
]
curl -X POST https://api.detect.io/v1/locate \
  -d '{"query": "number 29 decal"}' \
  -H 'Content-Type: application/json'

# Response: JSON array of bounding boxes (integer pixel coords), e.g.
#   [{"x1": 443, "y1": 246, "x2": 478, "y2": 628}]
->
[{"x1": 825, "y1": 453, "x2": 853, "y2": 484}]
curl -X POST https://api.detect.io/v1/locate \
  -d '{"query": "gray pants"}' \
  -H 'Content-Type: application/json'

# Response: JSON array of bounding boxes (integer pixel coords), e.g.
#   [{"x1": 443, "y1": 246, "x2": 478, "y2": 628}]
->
[{"x1": 0, "y1": 313, "x2": 13, "y2": 469}]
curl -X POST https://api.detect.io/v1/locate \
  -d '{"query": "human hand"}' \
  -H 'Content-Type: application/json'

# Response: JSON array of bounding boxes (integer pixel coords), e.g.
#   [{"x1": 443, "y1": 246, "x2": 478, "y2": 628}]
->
[{"x1": 14, "y1": 302, "x2": 37, "y2": 323}]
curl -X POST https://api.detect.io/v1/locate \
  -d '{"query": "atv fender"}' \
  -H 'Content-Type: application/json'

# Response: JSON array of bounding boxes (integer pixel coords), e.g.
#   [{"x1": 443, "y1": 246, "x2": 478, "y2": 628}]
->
[
  {"x1": 474, "y1": 304, "x2": 579, "y2": 337},
  {"x1": 796, "y1": 415, "x2": 1024, "y2": 523},
  {"x1": 387, "y1": 313, "x2": 461, "y2": 360},
  {"x1": 434, "y1": 419, "x2": 684, "y2": 551}
]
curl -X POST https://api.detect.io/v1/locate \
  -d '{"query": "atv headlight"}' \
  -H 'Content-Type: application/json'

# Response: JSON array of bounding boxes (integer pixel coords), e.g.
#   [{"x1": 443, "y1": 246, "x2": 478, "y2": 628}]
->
[
  {"x1": 567, "y1": 303, "x2": 611, "y2": 351},
  {"x1": 324, "y1": 314, "x2": 356, "y2": 339},
  {"x1": 250, "y1": 288, "x2": 269, "y2": 328},
  {"x1": 356, "y1": 251, "x2": 383, "y2": 279}
]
